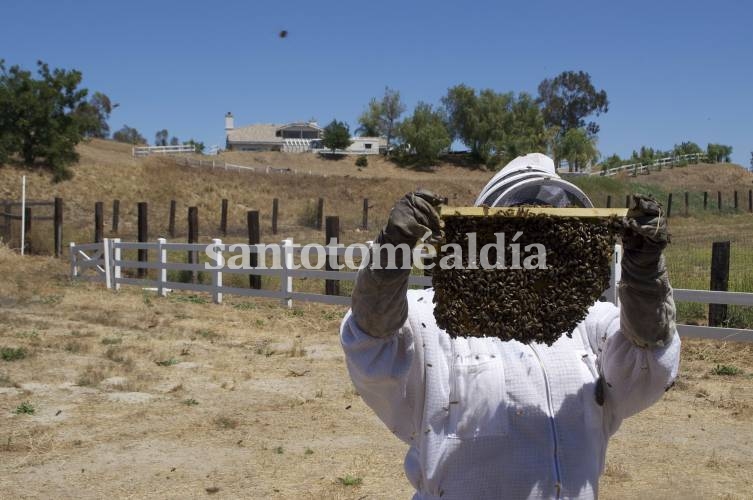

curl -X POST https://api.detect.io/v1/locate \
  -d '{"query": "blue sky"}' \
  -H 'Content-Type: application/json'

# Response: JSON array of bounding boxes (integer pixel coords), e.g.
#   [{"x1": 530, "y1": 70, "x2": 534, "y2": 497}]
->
[{"x1": 1, "y1": 0, "x2": 751, "y2": 165}]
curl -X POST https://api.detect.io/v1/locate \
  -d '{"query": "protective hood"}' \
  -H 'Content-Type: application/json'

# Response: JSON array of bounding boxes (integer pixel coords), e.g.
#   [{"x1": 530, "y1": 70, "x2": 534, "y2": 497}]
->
[{"x1": 474, "y1": 153, "x2": 593, "y2": 208}]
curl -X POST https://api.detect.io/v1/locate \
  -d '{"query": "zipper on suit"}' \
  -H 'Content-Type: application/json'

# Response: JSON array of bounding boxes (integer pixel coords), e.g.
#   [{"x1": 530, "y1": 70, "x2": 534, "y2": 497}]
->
[{"x1": 529, "y1": 344, "x2": 562, "y2": 499}]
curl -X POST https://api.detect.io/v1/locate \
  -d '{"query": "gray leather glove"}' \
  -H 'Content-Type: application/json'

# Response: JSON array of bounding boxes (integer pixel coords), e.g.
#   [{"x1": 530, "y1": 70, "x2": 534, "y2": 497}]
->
[
  {"x1": 351, "y1": 191, "x2": 444, "y2": 338},
  {"x1": 618, "y1": 194, "x2": 676, "y2": 348}
]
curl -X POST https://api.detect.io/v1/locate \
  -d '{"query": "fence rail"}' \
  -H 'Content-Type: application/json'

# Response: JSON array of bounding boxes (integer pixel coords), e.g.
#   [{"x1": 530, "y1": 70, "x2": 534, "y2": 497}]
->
[
  {"x1": 133, "y1": 145, "x2": 197, "y2": 157},
  {"x1": 596, "y1": 153, "x2": 708, "y2": 177},
  {"x1": 68, "y1": 238, "x2": 753, "y2": 342}
]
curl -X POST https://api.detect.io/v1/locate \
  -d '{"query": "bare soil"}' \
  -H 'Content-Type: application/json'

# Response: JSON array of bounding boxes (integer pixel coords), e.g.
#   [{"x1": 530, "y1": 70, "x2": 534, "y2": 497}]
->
[{"x1": 1, "y1": 248, "x2": 752, "y2": 499}]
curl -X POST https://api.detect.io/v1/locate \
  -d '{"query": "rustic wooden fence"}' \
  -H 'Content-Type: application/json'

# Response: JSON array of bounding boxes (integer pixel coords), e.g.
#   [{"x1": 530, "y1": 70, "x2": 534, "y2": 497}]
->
[{"x1": 69, "y1": 237, "x2": 753, "y2": 342}]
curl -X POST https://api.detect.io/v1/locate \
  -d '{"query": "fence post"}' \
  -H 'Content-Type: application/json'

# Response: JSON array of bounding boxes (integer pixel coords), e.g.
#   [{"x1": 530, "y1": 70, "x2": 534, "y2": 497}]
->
[
  {"x1": 362, "y1": 198, "x2": 369, "y2": 230},
  {"x1": 137, "y1": 202, "x2": 148, "y2": 278},
  {"x1": 220, "y1": 198, "x2": 228, "y2": 236},
  {"x1": 188, "y1": 206, "x2": 198, "y2": 284},
  {"x1": 69, "y1": 241, "x2": 78, "y2": 277},
  {"x1": 666, "y1": 193, "x2": 672, "y2": 218},
  {"x1": 112, "y1": 200, "x2": 120, "y2": 234},
  {"x1": 24, "y1": 207, "x2": 31, "y2": 254},
  {"x1": 281, "y1": 239, "x2": 293, "y2": 308},
  {"x1": 247, "y1": 210, "x2": 261, "y2": 289},
  {"x1": 325, "y1": 216, "x2": 340, "y2": 296},
  {"x1": 272, "y1": 198, "x2": 279, "y2": 235},
  {"x1": 718, "y1": 191, "x2": 722, "y2": 212},
  {"x1": 94, "y1": 202, "x2": 104, "y2": 243},
  {"x1": 2, "y1": 202, "x2": 10, "y2": 243},
  {"x1": 316, "y1": 198, "x2": 324, "y2": 230},
  {"x1": 54, "y1": 197, "x2": 63, "y2": 258},
  {"x1": 708, "y1": 241, "x2": 730, "y2": 327},
  {"x1": 684, "y1": 192, "x2": 689, "y2": 217},
  {"x1": 157, "y1": 238, "x2": 167, "y2": 297},
  {"x1": 632, "y1": 165, "x2": 638, "y2": 177},
  {"x1": 625, "y1": 194, "x2": 631, "y2": 208},
  {"x1": 606, "y1": 195, "x2": 611, "y2": 208},
  {"x1": 749, "y1": 190, "x2": 753, "y2": 213},
  {"x1": 169, "y1": 200, "x2": 176, "y2": 237},
  {"x1": 734, "y1": 191, "x2": 738, "y2": 211},
  {"x1": 103, "y1": 238, "x2": 112, "y2": 289},
  {"x1": 703, "y1": 191, "x2": 708, "y2": 210},
  {"x1": 113, "y1": 238, "x2": 121, "y2": 291},
  {"x1": 211, "y1": 238, "x2": 222, "y2": 304}
]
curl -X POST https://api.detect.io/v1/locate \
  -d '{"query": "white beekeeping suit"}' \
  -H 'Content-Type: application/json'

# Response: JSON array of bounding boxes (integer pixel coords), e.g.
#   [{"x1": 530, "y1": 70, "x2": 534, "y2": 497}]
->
[{"x1": 340, "y1": 154, "x2": 680, "y2": 499}]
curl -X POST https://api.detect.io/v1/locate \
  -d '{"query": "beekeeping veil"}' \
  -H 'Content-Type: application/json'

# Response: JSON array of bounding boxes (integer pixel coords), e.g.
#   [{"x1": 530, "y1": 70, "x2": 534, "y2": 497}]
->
[{"x1": 475, "y1": 153, "x2": 593, "y2": 208}]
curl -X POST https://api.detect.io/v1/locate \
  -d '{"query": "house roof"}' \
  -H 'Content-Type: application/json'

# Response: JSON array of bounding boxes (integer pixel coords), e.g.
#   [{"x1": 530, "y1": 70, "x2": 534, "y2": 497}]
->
[{"x1": 227, "y1": 124, "x2": 282, "y2": 144}]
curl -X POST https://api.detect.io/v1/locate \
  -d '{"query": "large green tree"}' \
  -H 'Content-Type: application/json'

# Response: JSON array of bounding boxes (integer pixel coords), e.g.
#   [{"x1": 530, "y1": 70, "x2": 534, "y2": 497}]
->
[
  {"x1": 673, "y1": 141, "x2": 703, "y2": 156},
  {"x1": 442, "y1": 85, "x2": 547, "y2": 167},
  {"x1": 356, "y1": 87, "x2": 405, "y2": 148},
  {"x1": 707, "y1": 143, "x2": 733, "y2": 163},
  {"x1": 396, "y1": 102, "x2": 451, "y2": 166},
  {"x1": 0, "y1": 59, "x2": 93, "y2": 180},
  {"x1": 321, "y1": 120, "x2": 353, "y2": 153},
  {"x1": 537, "y1": 71, "x2": 608, "y2": 136},
  {"x1": 74, "y1": 91, "x2": 114, "y2": 139},
  {"x1": 155, "y1": 129, "x2": 169, "y2": 146}
]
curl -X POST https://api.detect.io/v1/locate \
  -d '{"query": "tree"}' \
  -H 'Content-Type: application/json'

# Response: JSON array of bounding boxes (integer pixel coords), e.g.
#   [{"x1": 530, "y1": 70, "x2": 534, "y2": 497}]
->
[
  {"x1": 554, "y1": 128, "x2": 599, "y2": 172},
  {"x1": 356, "y1": 87, "x2": 405, "y2": 148},
  {"x1": 321, "y1": 120, "x2": 352, "y2": 153},
  {"x1": 183, "y1": 139, "x2": 205, "y2": 154},
  {"x1": 673, "y1": 141, "x2": 702, "y2": 157},
  {"x1": 112, "y1": 125, "x2": 146, "y2": 145},
  {"x1": 750, "y1": 151, "x2": 753, "y2": 171},
  {"x1": 442, "y1": 85, "x2": 547, "y2": 167},
  {"x1": 396, "y1": 102, "x2": 451, "y2": 166},
  {"x1": 155, "y1": 129, "x2": 169, "y2": 147},
  {"x1": 537, "y1": 71, "x2": 608, "y2": 136},
  {"x1": 0, "y1": 59, "x2": 92, "y2": 181},
  {"x1": 74, "y1": 91, "x2": 114, "y2": 139},
  {"x1": 169, "y1": 136, "x2": 179, "y2": 146},
  {"x1": 707, "y1": 143, "x2": 733, "y2": 163}
]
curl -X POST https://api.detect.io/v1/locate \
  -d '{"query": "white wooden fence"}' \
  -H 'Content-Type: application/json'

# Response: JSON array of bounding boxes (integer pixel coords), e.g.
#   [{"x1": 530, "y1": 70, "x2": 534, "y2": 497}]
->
[
  {"x1": 596, "y1": 153, "x2": 708, "y2": 177},
  {"x1": 132, "y1": 145, "x2": 197, "y2": 157},
  {"x1": 69, "y1": 238, "x2": 753, "y2": 342}
]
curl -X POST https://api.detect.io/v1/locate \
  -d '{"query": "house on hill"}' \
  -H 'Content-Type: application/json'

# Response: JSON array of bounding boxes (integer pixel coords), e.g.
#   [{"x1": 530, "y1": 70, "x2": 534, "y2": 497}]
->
[{"x1": 224, "y1": 112, "x2": 384, "y2": 154}]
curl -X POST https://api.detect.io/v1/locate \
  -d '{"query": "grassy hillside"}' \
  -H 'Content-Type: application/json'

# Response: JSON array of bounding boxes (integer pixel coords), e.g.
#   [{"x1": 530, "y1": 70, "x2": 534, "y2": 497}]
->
[{"x1": 1, "y1": 139, "x2": 752, "y2": 326}]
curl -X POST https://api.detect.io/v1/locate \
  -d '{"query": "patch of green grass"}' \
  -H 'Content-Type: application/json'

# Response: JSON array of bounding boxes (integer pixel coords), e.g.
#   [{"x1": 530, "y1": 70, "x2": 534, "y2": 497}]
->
[
  {"x1": 155, "y1": 358, "x2": 179, "y2": 367},
  {"x1": 337, "y1": 475, "x2": 362, "y2": 487},
  {"x1": 182, "y1": 398, "x2": 199, "y2": 406},
  {"x1": 288, "y1": 308, "x2": 304, "y2": 317},
  {"x1": 304, "y1": 447, "x2": 314, "y2": 456},
  {"x1": 14, "y1": 330, "x2": 38, "y2": 339},
  {"x1": 711, "y1": 364, "x2": 743, "y2": 376},
  {"x1": 101, "y1": 337, "x2": 123, "y2": 345},
  {"x1": 274, "y1": 446, "x2": 284, "y2": 454},
  {"x1": 14, "y1": 401, "x2": 35, "y2": 415},
  {"x1": 232, "y1": 302, "x2": 257, "y2": 311},
  {"x1": 1, "y1": 347, "x2": 27, "y2": 361},
  {"x1": 170, "y1": 294, "x2": 208, "y2": 305}
]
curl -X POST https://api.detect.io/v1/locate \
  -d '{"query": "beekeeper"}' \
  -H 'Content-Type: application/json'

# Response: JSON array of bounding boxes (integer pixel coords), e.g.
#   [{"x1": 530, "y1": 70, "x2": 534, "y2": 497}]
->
[{"x1": 340, "y1": 153, "x2": 680, "y2": 499}]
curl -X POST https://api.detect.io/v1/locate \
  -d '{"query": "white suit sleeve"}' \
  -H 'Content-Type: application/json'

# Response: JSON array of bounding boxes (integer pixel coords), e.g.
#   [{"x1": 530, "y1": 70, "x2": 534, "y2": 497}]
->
[
  {"x1": 340, "y1": 310, "x2": 424, "y2": 444},
  {"x1": 582, "y1": 302, "x2": 681, "y2": 434}
]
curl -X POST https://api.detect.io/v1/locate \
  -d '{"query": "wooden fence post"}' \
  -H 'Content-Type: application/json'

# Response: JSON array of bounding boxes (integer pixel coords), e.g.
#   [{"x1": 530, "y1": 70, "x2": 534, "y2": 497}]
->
[
  {"x1": 2, "y1": 202, "x2": 10, "y2": 243},
  {"x1": 666, "y1": 193, "x2": 672, "y2": 218},
  {"x1": 684, "y1": 192, "x2": 689, "y2": 217},
  {"x1": 709, "y1": 241, "x2": 730, "y2": 327},
  {"x1": 187, "y1": 206, "x2": 198, "y2": 283},
  {"x1": 749, "y1": 190, "x2": 753, "y2": 213},
  {"x1": 54, "y1": 197, "x2": 63, "y2": 258},
  {"x1": 362, "y1": 198, "x2": 369, "y2": 230},
  {"x1": 325, "y1": 216, "x2": 340, "y2": 296},
  {"x1": 703, "y1": 191, "x2": 708, "y2": 210},
  {"x1": 606, "y1": 195, "x2": 611, "y2": 208},
  {"x1": 137, "y1": 202, "x2": 148, "y2": 278},
  {"x1": 220, "y1": 198, "x2": 228, "y2": 236},
  {"x1": 718, "y1": 191, "x2": 722, "y2": 212},
  {"x1": 316, "y1": 198, "x2": 324, "y2": 230},
  {"x1": 625, "y1": 194, "x2": 631, "y2": 208},
  {"x1": 24, "y1": 207, "x2": 31, "y2": 254},
  {"x1": 168, "y1": 200, "x2": 176, "y2": 238},
  {"x1": 94, "y1": 202, "x2": 104, "y2": 243},
  {"x1": 272, "y1": 198, "x2": 279, "y2": 235},
  {"x1": 734, "y1": 191, "x2": 738, "y2": 211},
  {"x1": 247, "y1": 210, "x2": 261, "y2": 289},
  {"x1": 111, "y1": 200, "x2": 120, "y2": 234}
]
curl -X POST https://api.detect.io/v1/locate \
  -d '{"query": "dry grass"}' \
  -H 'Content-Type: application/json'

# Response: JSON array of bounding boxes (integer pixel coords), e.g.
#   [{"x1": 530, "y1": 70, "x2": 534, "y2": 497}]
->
[{"x1": 0, "y1": 246, "x2": 752, "y2": 498}]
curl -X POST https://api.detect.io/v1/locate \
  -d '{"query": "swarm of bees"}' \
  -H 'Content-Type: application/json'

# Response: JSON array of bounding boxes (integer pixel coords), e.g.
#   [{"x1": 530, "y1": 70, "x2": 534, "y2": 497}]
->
[{"x1": 432, "y1": 211, "x2": 621, "y2": 346}]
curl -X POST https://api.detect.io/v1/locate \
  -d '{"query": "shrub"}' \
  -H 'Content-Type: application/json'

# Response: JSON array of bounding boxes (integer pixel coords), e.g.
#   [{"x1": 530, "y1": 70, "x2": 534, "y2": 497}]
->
[
  {"x1": 355, "y1": 155, "x2": 368, "y2": 167},
  {"x1": 1, "y1": 347, "x2": 27, "y2": 361}
]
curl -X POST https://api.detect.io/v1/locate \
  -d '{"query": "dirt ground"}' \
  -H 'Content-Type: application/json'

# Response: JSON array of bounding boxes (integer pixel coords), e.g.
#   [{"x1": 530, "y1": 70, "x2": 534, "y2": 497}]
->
[{"x1": 1, "y1": 248, "x2": 752, "y2": 499}]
